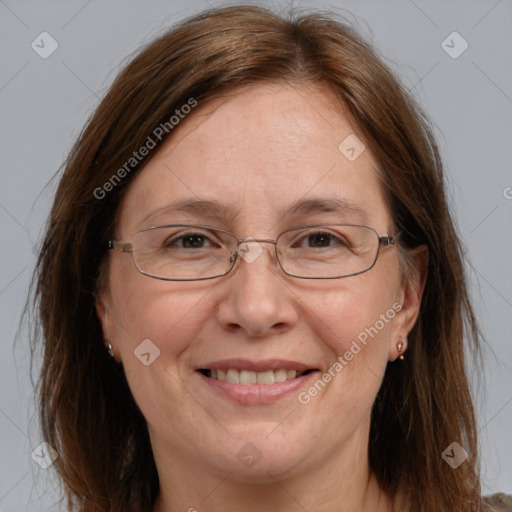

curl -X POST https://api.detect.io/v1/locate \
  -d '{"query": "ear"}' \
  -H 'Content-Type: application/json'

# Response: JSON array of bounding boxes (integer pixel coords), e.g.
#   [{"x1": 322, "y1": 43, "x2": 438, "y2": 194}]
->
[
  {"x1": 388, "y1": 245, "x2": 428, "y2": 361},
  {"x1": 96, "y1": 293, "x2": 121, "y2": 363}
]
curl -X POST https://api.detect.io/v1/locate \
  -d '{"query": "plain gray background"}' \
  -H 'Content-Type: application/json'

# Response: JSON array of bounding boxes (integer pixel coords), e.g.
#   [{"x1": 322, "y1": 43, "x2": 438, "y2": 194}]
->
[{"x1": 1, "y1": 0, "x2": 511, "y2": 510}]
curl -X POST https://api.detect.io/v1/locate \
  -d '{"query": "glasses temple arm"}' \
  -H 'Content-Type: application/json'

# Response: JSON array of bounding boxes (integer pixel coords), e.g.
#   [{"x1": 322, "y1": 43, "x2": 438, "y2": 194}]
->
[
  {"x1": 108, "y1": 241, "x2": 133, "y2": 253},
  {"x1": 379, "y1": 230, "x2": 402, "y2": 246}
]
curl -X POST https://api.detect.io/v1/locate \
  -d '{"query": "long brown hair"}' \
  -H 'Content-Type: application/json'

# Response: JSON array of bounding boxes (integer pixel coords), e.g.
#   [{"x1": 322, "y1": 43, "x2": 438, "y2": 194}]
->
[{"x1": 30, "y1": 5, "x2": 483, "y2": 511}]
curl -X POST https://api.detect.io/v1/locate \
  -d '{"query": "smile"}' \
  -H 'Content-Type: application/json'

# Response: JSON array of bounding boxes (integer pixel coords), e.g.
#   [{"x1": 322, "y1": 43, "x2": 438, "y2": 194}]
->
[
  {"x1": 195, "y1": 359, "x2": 319, "y2": 404},
  {"x1": 198, "y1": 368, "x2": 314, "y2": 385}
]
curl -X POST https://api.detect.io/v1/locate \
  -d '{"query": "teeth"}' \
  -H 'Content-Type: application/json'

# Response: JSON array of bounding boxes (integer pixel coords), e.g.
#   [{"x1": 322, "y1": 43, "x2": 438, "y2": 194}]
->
[
  {"x1": 226, "y1": 369, "x2": 240, "y2": 384},
  {"x1": 274, "y1": 369, "x2": 287, "y2": 382},
  {"x1": 240, "y1": 370, "x2": 257, "y2": 385},
  {"x1": 257, "y1": 370, "x2": 275, "y2": 385},
  {"x1": 208, "y1": 368, "x2": 306, "y2": 385},
  {"x1": 286, "y1": 370, "x2": 297, "y2": 380}
]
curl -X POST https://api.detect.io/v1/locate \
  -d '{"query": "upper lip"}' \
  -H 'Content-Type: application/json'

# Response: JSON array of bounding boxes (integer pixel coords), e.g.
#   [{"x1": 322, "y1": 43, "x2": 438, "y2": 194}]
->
[{"x1": 196, "y1": 358, "x2": 317, "y2": 372}]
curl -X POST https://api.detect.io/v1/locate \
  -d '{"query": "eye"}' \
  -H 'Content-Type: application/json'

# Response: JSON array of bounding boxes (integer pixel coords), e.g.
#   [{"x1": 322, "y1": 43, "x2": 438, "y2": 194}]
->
[
  {"x1": 163, "y1": 231, "x2": 217, "y2": 249},
  {"x1": 294, "y1": 230, "x2": 349, "y2": 249}
]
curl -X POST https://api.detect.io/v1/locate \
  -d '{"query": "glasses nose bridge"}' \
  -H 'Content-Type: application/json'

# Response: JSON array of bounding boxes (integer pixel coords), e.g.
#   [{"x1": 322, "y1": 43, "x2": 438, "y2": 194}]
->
[
  {"x1": 237, "y1": 237, "x2": 277, "y2": 246},
  {"x1": 236, "y1": 237, "x2": 279, "y2": 257},
  {"x1": 231, "y1": 237, "x2": 280, "y2": 268}
]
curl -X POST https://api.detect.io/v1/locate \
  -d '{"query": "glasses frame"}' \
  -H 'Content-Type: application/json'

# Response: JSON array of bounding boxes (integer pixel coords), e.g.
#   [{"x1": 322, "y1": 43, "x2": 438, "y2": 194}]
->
[{"x1": 108, "y1": 223, "x2": 398, "y2": 281}]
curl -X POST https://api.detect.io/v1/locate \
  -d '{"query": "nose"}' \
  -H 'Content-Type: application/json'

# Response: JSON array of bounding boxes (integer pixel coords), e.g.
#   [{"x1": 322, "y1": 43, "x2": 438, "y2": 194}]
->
[{"x1": 216, "y1": 240, "x2": 298, "y2": 338}]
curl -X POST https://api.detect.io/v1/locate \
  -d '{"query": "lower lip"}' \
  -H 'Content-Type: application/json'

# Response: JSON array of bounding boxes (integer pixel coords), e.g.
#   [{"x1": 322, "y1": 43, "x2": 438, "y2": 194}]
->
[{"x1": 197, "y1": 371, "x2": 319, "y2": 404}]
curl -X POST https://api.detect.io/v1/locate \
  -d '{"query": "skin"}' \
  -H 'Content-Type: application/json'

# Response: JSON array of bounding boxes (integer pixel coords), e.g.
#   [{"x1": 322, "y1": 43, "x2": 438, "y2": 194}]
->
[{"x1": 97, "y1": 82, "x2": 426, "y2": 512}]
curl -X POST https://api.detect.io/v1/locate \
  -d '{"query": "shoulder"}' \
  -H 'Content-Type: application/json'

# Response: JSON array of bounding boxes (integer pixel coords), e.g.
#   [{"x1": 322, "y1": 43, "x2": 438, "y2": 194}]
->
[{"x1": 482, "y1": 493, "x2": 512, "y2": 512}]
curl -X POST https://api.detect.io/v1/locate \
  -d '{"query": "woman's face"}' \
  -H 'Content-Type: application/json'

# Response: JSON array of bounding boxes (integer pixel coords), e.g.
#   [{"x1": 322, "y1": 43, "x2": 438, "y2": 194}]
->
[{"x1": 98, "y1": 82, "x2": 421, "y2": 482}]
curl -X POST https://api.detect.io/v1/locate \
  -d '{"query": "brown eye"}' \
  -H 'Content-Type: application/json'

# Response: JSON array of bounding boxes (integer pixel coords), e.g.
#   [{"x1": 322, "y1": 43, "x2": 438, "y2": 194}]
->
[
  {"x1": 293, "y1": 231, "x2": 349, "y2": 249},
  {"x1": 177, "y1": 234, "x2": 207, "y2": 249},
  {"x1": 306, "y1": 233, "x2": 333, "y2": 247},
  {"x1": 162, "y1": 232, "x2": 215, "y2": 250}
]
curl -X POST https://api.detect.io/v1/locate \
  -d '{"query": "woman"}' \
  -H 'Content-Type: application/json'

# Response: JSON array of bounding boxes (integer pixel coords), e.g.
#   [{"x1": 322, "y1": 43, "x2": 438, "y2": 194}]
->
[{"x1": 30, "y1": 5, "x2": 510, "y2": 512}]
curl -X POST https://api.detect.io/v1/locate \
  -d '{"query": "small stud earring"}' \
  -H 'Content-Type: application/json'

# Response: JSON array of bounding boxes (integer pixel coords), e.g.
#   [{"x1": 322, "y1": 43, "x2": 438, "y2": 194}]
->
[
  {"x1": 396, "y1": 338, "x2": 407, "y2": 360},
  {"x1": 106, "y1": 341, "x2": 114, "y2": 357}
]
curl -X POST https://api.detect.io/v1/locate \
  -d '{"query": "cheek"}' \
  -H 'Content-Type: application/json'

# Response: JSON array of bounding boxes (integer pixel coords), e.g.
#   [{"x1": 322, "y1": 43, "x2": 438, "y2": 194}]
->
[
  {"x1": 108, "y1": 264, "x2": 216, "y2": 362},
  {"x1": 107, "y1": 272, "x2": 219, "y2": 425},
  {"x1": 308, "y1": 276, "x2": 396, "y2": 348},
  {"x1": 293, "y1": 282, "x2": 398, "y2": 432}
]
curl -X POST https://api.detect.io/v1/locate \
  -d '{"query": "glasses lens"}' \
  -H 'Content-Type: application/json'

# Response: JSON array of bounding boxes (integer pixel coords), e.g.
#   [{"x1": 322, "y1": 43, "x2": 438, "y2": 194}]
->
[
  {"x1": 132, "y1": 225, "x2": 236, "y2": 280},
  {"x1": 277, "y1": 225, "x2": 379, "y2": 278}
]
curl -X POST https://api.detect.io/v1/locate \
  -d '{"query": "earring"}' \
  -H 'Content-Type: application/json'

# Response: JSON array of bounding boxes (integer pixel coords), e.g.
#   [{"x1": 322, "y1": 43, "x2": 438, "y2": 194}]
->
[
  {"x1": 396, "y1": 338, "x2": 407, "y2": 360},
  {"x1": 106, "y1": 341, "x2": 114, "y2": 357}
]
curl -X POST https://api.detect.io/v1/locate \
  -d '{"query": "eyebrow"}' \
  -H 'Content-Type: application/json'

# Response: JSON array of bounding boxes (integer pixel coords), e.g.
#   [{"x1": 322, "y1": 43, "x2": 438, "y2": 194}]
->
[
  {"x1": 140, "y1": 196, "x2": 369, "y2": 227},
  {"x1": 280, "y1": 197, "x2": 368, "y2": 221},
  {"x1": 140, "y1": 199, "x2": 236, "y2": 226}
]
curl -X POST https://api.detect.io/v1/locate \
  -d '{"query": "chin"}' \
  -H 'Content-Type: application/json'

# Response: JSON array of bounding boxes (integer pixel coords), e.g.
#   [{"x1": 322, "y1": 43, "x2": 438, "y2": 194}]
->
[{"x1": 200, "y1": 426, "x2": 317, "y2": 482}]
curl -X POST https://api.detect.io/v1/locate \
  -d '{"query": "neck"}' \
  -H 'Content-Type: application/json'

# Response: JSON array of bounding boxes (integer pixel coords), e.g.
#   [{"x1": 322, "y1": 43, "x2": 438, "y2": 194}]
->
[{"x1": 152, "y1": 428, "x2": 392, "y2": 512}]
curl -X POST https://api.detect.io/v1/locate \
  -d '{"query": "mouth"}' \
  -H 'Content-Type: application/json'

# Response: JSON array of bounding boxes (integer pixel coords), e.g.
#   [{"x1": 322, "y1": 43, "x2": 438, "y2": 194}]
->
[
  {"x1": 197, "y1": 368, "x2": 315, "y2": 385},
  {"x1": 195, "y1": 359, "x2": 319, "y2": 404}
]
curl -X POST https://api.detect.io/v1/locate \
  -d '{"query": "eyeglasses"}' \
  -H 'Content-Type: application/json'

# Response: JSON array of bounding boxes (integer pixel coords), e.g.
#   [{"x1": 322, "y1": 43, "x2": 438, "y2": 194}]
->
[{"x1": 108, "y1": 224, "x2": 398, "y2": 281}]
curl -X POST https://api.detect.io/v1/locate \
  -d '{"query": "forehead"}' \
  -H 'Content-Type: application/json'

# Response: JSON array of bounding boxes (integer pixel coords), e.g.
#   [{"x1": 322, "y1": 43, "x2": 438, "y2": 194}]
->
[{"x1": 116, "y1": 82, "x2": 390, "y2": 235}]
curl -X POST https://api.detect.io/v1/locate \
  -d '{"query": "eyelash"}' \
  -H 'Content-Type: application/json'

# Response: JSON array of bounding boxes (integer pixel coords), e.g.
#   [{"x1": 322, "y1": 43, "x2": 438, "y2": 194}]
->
[{"x1": 162, "y1": 230, "x2": 349, "y2": 249}]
